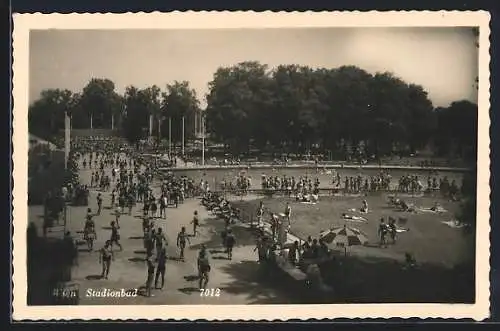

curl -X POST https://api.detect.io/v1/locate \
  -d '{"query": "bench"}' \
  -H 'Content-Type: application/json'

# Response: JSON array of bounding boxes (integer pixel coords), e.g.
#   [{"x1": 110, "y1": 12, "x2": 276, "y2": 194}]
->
[
  {"x1": 281, "y1": 264, "x2": 307, "y2": 281},
  {"x1": 274, "y1": 254, "x2": 307, "y2": 281}
]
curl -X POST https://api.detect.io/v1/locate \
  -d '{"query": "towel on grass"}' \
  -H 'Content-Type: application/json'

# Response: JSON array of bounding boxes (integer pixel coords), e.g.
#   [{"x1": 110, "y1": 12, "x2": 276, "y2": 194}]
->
[{"x1": 442, "y1": 220, "x2": 465, "y2": 228}]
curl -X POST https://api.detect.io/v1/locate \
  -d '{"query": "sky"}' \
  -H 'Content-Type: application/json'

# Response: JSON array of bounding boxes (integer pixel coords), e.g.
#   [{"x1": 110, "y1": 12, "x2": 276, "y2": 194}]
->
[{"x1": 29, "y1": 27, "x2": 478, "y2": 108}]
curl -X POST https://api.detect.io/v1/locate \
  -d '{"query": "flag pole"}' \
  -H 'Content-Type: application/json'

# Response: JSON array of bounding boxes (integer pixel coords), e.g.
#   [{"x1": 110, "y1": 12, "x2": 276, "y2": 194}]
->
[
  {"x1": 169, "y1": 117, "x2": 172, "y2": 157},
  {"x1": 64, "y1": 111, "x2": 71, "y2": 170},
  {"x1": 201, "y1": 113, "x2": 205, "y2": 166},
  {"x1": 182, "y1": 116, "x2": 185, "y2": 156}
]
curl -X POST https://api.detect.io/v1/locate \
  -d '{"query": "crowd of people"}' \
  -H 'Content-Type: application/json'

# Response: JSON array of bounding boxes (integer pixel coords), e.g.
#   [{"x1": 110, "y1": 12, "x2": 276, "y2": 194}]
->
[
  {"x1": 34, "y1": 135, "x2": 467, "y2": 302},
  {"x1": 66, "y1": 139, "x2": 227, "y2": 296}
]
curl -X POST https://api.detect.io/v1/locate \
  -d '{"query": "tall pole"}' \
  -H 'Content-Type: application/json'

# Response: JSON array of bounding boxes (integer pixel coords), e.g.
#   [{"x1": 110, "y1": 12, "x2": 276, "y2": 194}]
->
[
  {"x1": 182, "y1": 116, "x2": 185, "y2": 156},
  {"x1": 158, "y1": 117, "x2": 162, "y2": 142},
  {"x1": 149, "y1": 114, "x2": 153, "y2": 138},
  {"x1": 90, "y1": 113, "x2": 93, "y2": 130},
  {"x1": 111, "y1": 114, "x2": 114, "y2": 130},
  {"x1": 64, "y1": 111, "x2": 71, "y2": 170},
  {"x1": 201, "y1": 113, "x2": 205, "y2": 166},
  {"x1": 169, "y1": 117, "x2": 172, "y2": 157}
]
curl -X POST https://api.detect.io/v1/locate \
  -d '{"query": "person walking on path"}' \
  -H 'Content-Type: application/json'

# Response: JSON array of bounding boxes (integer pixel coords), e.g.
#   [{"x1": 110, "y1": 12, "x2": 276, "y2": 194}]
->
[
  {"x1": 191, "y1": 211, "x2": 199, "y2": 236},
  {"x1": 159, "y1": 195, "x2": 167, "y2": 219},
  {"x1": 145, "y1": 253, "x2": 156, "y2": 297},
  {"x1": 154, "y1": 227, "x2": 167, "y2": 259},
  {"x1": 154, "y1": 247, "x2": 167, "y2": 290},
  {"x1": 110, "y1": 221, "x2": 123, "y2": 251},
  {"x1": 96, "y1": 193, "x2": 103, "y2": 215},
  {"x1": 114, "y1": 208, "x2": 121, "y2": 229},
  {"x1": 197, "y1": 245, "x2": 211, "y2": 290},
  {"x1": 225, "y1": 228, "x2": 236, "y2": 260},
  {"x1": 99, "y1": 240, "x2": 114, "y2": 279},
  {"x1": 177, "y1": 226, "x2": 191, "y2": 261}
]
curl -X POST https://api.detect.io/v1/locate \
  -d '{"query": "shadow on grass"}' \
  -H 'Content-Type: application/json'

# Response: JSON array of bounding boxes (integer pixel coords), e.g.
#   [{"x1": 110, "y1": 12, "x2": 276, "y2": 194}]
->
[
  {"x1": 178, "y1": 287, "x2": 200, "y2": 295},
  {"x1": 209, "y1": 249, "x2": 226, "y2": 254},
  {"x1": 129, "y1": 236, "x2": 144, "y2": 240},
  {"x1": 128, "y1": 257, "x2": 145, "y2": 262},
  {"x1": 218, "y1": 260, "x2": 301, "y2": 304},
  {"x1": 189, "y1": 216, "x2": 257, "y2": 251},
  {"x1": 184, "y1": 275, "x2": 199, "y2": 281},
  {"x1": 212, "y1": 256, "x2": 229, "y2": 260},
  {"x1": 85, "y1": 274, "x2": 103, "y2": 280},
  {"x1": 133, "y1": 250, "x2": 147, "y2": 254},
  {"x1": 217, "y1": 255, "x2": 474, "y2": 304},
  {"x1": 101, "y1": 226, "x2": 112, "y2": 230},
  {"x1": 167, "y1": 256, "x2": 182, "y2": 261},
  {"x1": 319, "y1": 255, "x2": 475, "y2": 303}
]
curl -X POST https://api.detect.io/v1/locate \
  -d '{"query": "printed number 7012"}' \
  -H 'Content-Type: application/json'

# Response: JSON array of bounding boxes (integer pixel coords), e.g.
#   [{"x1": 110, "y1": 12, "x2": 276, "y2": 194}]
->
[{"x1": 200, "y1": 288, "x2": 221, "y2": 297}]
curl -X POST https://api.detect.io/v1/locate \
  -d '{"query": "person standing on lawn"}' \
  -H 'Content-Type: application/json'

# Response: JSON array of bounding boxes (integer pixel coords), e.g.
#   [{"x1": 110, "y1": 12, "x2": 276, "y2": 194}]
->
[
  {"x1": 225, "y1": 228, "x2": 236, "y2": 260},
  {"x1": 284, "y1": 202, "x2": 292, "y2": 231},
  {"x1": 378, "y1": 218, "x2": 388, "y2": 248}
]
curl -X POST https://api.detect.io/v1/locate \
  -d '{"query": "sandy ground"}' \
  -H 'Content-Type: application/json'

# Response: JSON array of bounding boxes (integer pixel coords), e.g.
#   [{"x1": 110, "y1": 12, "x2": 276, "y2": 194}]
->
[{"x1": 30, "y1": 159, "x2": 301, "y2": 305}]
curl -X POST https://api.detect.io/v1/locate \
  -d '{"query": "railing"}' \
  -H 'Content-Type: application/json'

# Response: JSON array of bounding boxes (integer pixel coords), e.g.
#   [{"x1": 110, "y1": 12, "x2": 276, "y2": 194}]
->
[
  {"x1": 160, "y1": 163, "x2": 472, "y2": 173},
  {"x1": 204, "y1": 187, "x2": 441, "y2": 198}
]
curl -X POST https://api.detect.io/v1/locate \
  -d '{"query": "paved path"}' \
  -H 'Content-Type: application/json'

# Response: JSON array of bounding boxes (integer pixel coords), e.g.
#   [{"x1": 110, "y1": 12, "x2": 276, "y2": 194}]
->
[{"x1": 64, "y1": 160, "x2": 297, "y2": 305}]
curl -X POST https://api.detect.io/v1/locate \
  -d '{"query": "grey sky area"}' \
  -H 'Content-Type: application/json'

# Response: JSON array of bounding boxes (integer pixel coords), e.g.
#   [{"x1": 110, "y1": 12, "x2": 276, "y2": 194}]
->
[{"x1": 29, "y1": 27, "x2": 478, "y2": 107}]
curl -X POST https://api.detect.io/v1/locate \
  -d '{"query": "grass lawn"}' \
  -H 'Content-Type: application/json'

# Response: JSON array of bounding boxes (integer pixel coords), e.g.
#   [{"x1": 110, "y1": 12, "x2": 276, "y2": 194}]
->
[{"x1": 229, "y1": 194, "x2": 475, "y2": 303}]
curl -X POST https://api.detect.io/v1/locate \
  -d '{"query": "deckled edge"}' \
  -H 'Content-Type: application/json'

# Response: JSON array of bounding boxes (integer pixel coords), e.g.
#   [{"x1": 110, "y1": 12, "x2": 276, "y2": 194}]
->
[{"x1": 10, "y1": 10, "x2": 492, "y2": 322}]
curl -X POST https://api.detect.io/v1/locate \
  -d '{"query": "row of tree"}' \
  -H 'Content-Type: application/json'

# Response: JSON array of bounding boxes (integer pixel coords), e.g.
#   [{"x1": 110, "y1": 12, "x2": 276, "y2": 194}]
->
[
  {"x1": 28, "y1": 78, "x2": 200, "y2": 147},
  {"x1": 205, "y1": 62, "x2": 477, "y2": 161},
  {"x1": 28, "y1": 62, "x2": 478, "y2": 161}
]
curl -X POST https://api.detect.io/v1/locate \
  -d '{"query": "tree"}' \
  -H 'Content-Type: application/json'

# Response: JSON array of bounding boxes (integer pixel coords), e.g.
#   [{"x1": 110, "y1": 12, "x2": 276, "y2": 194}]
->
[
  {"x1": 122, "y1": 86, "x2": 148, "y2": 145},
  {"x1": 205, "y1": 62, "x2": 438, "y2": 158},
  {"x1": 405, "y1": 84, "x2": 436, "y2": 153},
  {"x1": 161, "y1": 81, "x2": 200, "y2": 146},
  {"x1": 79, "y1": 78, "x2": 122, "y2": 129},
  {"x1": 28, "y1": 88, "x2": 75, "y2": 140},
  {"x1": 206, "y1": 61, "x2": 272, "y2": 154},
  {"x1": 433, "y1": 100, "x2": 478, "y2": 162}
]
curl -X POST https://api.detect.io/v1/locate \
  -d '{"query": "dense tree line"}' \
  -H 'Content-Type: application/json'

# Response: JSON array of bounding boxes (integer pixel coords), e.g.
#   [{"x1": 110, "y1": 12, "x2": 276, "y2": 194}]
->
[
  {"x1": 29, "y1": 78, "x2": 200, "y2": 147},
  {"x1": 28, "y1": 63, "x2": 477, "y2": 162},
  {"x1": 205, "y1": 62, "x2": 477, "y2": 162}
]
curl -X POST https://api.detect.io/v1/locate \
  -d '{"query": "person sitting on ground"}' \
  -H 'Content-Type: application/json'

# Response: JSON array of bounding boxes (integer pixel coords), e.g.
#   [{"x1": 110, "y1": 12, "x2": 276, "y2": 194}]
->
[
  {"x1": 360, "y1": 199, "x2": 369, "y2": 213},
  {"x1": 310, "y1": 193, "x2": 319, "y2": 203},
  {"x1": 430, "y1": 201, "x2": 441, "y2": 212}
]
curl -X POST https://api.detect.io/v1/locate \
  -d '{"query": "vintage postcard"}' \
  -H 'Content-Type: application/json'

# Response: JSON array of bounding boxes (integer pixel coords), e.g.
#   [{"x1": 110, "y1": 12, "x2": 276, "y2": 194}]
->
[{"x1": 12, "y1": 11, "x2": 491, "y2": 321}]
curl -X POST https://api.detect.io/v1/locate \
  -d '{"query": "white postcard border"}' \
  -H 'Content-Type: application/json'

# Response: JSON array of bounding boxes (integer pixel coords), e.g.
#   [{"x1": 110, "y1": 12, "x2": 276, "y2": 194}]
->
[{"x1": 12, "y1": 11, "x2": 491, "y2": 321}]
